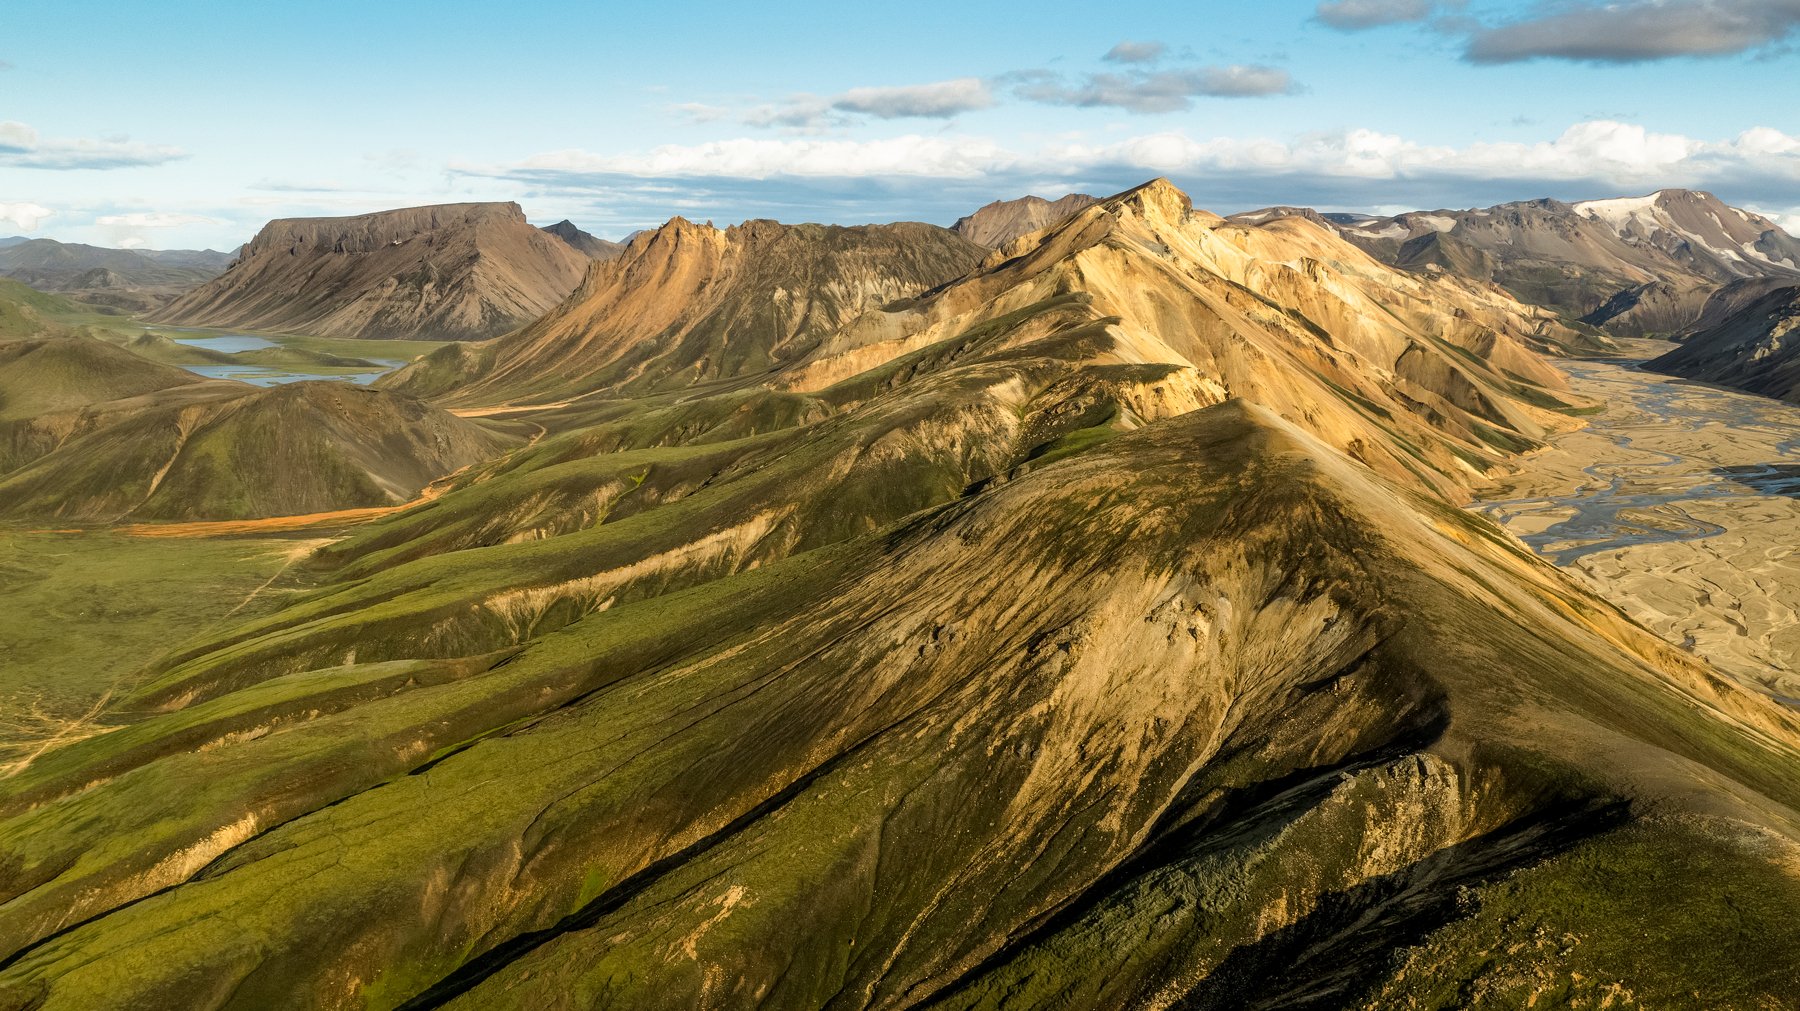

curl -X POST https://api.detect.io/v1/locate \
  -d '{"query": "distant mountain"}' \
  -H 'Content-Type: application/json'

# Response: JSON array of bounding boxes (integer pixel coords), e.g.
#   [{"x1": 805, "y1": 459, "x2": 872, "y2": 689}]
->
[
  {"x1": 0, "y1": 238, "x2": 234, "y2": 312},
  {"x1": 149, "y1": 202, "x2": 592, "y2": 341},
  {"x1": 384, "y1": 217, "x2": 988, "y2": 402},
  {"x1": 952, "y1": 193, "x2": 1098, "y2": 247},
  {"x1": 1648, "y1": 280, "x2": 1800, "y2": 404},
  {"x1": 540, "y1": 219, "x2": 625, "y2": 260},
  {"x1": 1237, "y1": 190, "x2": 1800, "y2": 336}
]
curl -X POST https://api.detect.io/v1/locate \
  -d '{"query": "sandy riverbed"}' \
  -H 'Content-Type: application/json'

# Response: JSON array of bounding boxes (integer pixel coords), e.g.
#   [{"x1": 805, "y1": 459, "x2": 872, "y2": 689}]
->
[{"x1": 1473, "y1": 340, "x2": 1800, "y2": 700}]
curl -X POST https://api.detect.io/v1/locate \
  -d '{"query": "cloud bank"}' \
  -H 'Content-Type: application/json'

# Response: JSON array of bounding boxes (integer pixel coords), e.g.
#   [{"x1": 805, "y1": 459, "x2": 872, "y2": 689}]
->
[
  {"x1": 454, "y1": 119, "x2": 1800, "y2": 231},
  {"x1": 1465, "y1": 0, "x2": 1800, "y2": 63},
  {"x1": 0, "y1": 121, "x2": 185, "y2": 170}
]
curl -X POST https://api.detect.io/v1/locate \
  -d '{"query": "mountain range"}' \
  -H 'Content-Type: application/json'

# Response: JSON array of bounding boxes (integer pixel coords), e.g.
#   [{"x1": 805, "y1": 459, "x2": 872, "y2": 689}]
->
[
  {"x1": 1238, "y1": 189, "x2": 1800, "y2": 339},
  {"x1": 0, "y1": 237, "x2": 236, "y2": 313},
  {"x1": 7, "y1": 180, "x2": 1800, "y2": 1007}
]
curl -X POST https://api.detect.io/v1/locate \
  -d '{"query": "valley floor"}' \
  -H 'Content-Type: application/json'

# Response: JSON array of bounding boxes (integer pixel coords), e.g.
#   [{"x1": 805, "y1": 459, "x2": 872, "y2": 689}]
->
[{"x1": 1473, "y1": 340, "x2": 1800, "y2": 700}]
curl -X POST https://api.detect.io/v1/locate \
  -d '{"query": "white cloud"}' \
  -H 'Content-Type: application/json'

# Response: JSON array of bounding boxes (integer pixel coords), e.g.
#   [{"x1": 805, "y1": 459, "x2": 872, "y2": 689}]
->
[
  {"x1": 832, "y1": 78, "x2": 994, "y2": 119},
  {"x1": 0, "y1": 120, "x2": 186, "y2": 170},
  {"x1": 1103, "y1": 41, "x2": 1168, "y2": 63},
  {"x1": 93, "y1": 212, "x2": 221, "y2": 228},
  {"x1": 484, "y1": 135, "x2": 1018, "y2": 181},
  {"x1": 490, "y1": 120, "x2": 1762, "y2": 187},
  {"x1": 0, "y1": 202, "x2": 53, "y2": 231},
  {"x1": 460, "y1": 120, "x2": 1800, "y2": 227}
]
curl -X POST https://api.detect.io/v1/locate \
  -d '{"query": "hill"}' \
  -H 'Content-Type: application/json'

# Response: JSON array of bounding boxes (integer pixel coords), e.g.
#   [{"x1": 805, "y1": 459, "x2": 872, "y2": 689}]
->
[
  {"x1": 0, "y1": 239, "x2": 233, "y2": 312},
  {"x1": 952, "y1": 192, "x2": 1098, "y2": 247},
  {"x1": 0, "y1": 277, "x2": 87, "y2": 339},
  {"x1": 148, "y1": 202, "x2": 592, "y2": 341},
  {"x1": 0, "y1": 337, "x2": 515, "y2": 519}
]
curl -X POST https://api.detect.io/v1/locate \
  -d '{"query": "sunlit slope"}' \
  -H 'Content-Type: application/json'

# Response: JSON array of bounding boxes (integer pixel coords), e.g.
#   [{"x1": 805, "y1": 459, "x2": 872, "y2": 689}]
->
[
  {"x1": 2, "y1": 402, "x2": 1799, "y2": 1008},
  {"x1": 382, "y1": 219, "x2": 987, "y2": 403}
]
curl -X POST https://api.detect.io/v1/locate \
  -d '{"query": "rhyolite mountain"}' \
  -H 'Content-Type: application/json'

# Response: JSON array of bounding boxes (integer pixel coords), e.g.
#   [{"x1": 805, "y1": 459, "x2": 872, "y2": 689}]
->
[
  {"x1": 380, "y1": 218, "x2": 991, "y2": 403},
  {"x1": 8, "y1": 181, "x2": 1800, "y2": 1008},
  {"x1": 1649, "y1": 279, "x2": 1800, "y2": 404},
  {"x1": 541, "y1": 219, "x2": 625, "y2": 260},
  {"x1": 952, "y1": 192, "x2": 1098, "y2": 247},
  {"x1": 149, "y1": 202, "x2": 592, "y2": 341},
  {"x1": 1239, "y1": 189, "x2": 1800, "y2": 336}
]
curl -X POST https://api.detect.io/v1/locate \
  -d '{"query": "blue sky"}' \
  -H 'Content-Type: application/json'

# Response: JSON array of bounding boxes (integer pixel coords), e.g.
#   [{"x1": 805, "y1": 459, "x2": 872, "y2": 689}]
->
[{"x1": 3, "y1": 0, "x2": 1798, "y2": 249}]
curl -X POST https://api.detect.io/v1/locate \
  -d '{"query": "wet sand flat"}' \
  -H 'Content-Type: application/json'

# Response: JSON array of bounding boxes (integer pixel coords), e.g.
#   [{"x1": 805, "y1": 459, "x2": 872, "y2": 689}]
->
[{"x1": 1472, "y1": 340, "x2": 1800, "y2": 699}]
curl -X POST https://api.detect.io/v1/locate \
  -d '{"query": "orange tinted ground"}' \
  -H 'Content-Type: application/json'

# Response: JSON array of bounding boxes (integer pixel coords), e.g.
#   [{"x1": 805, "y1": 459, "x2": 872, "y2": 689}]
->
[{"x1": 116, "y1": 503, "x2": 415, "y2": 538}]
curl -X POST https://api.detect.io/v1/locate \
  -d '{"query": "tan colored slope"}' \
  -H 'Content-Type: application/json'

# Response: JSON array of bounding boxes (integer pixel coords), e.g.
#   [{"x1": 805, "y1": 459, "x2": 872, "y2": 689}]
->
[
  {"x1": 784, "y1": 178, "x2": 1595, "y2": 498},
  {"x1": 149, "y1": 202, "x2": 591, "y2": 341},
  {"x1": 382, "y1": 218, "x2": 986, "y2": 404}
]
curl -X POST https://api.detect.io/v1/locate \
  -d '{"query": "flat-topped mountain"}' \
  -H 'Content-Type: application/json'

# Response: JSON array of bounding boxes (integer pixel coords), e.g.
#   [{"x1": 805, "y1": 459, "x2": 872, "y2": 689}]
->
[
  {"x1": 1240, "y1": 189, "x2": 1800, "y2": 335},
  {"x1": 952, "y1": 192, "x2": 1098, "y2": 247},
  {"x1": 149, "y1": 202, "x2": 592, "y2": 341}
]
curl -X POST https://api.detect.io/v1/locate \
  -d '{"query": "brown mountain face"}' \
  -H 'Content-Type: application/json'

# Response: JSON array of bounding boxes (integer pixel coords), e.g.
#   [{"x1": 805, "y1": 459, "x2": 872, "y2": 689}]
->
[
  {"x1": 952, "y1": 193, "x2": 1099, "y2": 247},
  {"x1": 540, "y1": 219, "x2": 625, "y2": 260},
  {"x1": 1241, "y1": 190, "x2": 1800, "y2": 336},
  {"x1": 148, "y1": 203, "x2": 592, "y2": 341},
  {"x1": 382, "y1": 218, "x2": 988, "y2": 403},
  {"x1": 1649, "y1": 282, "x2": 1800, "y2": 403}
]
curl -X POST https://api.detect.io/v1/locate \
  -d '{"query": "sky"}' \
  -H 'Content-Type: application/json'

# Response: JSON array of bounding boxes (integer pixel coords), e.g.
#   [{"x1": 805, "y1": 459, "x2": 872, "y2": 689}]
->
[{"x1": 3, "y1": 0, "x2": 1799, "y2": 250}]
